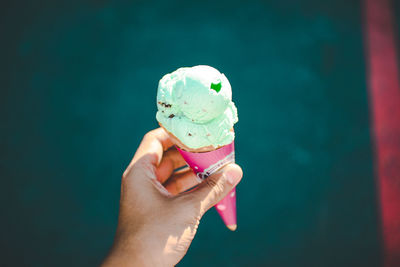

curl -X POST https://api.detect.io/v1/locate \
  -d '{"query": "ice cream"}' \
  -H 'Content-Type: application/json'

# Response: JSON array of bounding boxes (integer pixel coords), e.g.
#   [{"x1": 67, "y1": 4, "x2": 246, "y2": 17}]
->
[
  {"x1": 156, "y1": 65, "x2": 239, "y2": 231},
  {"x1": 156, "y1": 65, "x2": 238, "y2": 150}
]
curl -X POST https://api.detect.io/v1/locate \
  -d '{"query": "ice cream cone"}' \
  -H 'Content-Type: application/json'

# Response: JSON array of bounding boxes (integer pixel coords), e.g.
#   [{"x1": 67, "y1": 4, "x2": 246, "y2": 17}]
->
[
  {"x1": 162, "y1": 125, "x2": 238, "y2": 230},
  {"x1": 155, "y1": 66, "x2": 239, "y2": 230},
  {"x1": 176, "y1": 142, "x2": 237, "y2": 231}
]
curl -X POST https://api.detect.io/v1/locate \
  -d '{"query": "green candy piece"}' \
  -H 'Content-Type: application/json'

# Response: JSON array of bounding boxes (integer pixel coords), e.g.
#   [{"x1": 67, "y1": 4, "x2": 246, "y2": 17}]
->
[{"x1": 210, "y1": 82, "x2": 222, "y2": 92}]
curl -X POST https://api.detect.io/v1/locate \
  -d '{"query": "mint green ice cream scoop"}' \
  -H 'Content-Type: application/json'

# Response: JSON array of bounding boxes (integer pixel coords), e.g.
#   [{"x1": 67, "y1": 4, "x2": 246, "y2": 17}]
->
[{"x1": 156, "y1": 65, "x2": 238, "y2": 149}]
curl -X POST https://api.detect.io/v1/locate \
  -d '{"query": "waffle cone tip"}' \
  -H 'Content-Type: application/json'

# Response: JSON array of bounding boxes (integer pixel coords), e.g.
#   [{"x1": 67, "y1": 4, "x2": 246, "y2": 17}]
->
[{"x1": 226, "y1": 224, "x2": 237, "y2": 231}]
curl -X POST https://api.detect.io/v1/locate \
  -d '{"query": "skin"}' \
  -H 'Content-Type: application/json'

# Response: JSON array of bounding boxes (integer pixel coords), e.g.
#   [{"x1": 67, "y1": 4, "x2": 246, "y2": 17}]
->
[{"x1": 101, "y1": 128, "x2": 243, "y2": 267}]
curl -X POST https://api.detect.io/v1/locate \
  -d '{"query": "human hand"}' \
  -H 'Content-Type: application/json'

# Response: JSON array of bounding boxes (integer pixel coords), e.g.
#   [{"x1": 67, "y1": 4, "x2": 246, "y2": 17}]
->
[{"x1": 101, "y1": 128, "x2": 243, "y2": 267}]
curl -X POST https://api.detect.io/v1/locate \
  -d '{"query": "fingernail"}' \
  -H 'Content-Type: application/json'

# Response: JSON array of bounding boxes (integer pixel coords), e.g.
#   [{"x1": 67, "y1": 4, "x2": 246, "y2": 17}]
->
[{"x1": 225, "y1": 168, "x2": 242, "y2": 185}]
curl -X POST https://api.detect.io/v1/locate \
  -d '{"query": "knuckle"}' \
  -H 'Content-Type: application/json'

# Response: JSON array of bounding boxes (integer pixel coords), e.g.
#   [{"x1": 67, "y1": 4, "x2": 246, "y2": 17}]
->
[
  {"x1": 143, "y1": 131, "x2": 154, "y2": 141},
  {"x1": 205, "y1": 177, "x2": 226, "y2": 198},
  {"x1": 208, "y1": 178, "x2": 226, "y2": 202},
  {"x1": 146, "y1": 128, "x2": 161, "y2": 138},
  {"x1": 213, "y1": 182, "x2": 225, "y2": 197},
  {"x1": 205, "y1": 177, "x2": 218, "y2": 189},
  {"x1": 122, "y1": 169, "x2": 129, "y2": 180}
]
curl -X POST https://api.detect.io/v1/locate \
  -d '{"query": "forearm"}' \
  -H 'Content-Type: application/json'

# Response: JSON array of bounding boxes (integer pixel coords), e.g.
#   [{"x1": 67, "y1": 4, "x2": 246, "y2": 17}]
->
[
  {"x1": 101, "y1": 232, "x2": 167, "y2": 267},
  {"x1": 101, "y1": 244, "x2": 160, "y2": 267}
]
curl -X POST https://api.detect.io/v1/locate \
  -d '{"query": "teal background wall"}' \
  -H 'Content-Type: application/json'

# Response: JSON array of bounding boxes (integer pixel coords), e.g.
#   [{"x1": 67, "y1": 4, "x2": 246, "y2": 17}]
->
[{"x1": 1, "y1": 0, "x2": 382, "y2": 266}]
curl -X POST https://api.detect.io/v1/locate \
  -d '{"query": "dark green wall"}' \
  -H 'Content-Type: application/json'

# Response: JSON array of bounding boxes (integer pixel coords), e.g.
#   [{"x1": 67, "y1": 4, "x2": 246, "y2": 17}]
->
[{"x1": 1, "y1": 0, "x2": 382, "y2": 266}]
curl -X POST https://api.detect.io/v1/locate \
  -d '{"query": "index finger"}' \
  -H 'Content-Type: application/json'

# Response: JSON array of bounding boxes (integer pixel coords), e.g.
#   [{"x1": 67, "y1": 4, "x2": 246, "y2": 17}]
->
[{"x1": 130, "y1": 128, "x2": 174, "y2": 167}]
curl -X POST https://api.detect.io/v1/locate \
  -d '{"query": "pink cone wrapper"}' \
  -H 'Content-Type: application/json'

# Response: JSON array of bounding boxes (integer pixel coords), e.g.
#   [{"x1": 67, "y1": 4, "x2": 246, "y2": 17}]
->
[{"x1": 176, "y1": 141, "x2": 237, "y2": 230}]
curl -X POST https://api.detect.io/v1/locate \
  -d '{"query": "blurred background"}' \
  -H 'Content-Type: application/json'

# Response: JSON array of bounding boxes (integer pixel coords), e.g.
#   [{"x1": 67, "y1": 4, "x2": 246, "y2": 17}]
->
[{"x1": 2, "y1": 0, "x2": 393, "y2": 266}]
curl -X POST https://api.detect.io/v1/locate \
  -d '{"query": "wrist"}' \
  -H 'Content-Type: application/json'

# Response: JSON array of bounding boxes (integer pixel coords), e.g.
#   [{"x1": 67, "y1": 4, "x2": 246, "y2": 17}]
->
[{"x1": 102, "y1": 230, "x2": 164, "y2": 267}]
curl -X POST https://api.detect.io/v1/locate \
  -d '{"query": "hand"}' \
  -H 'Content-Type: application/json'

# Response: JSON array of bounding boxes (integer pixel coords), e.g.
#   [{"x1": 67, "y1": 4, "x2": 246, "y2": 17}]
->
[{"x1": 101, "y1": 128, "x2": 243, "y2": 267}]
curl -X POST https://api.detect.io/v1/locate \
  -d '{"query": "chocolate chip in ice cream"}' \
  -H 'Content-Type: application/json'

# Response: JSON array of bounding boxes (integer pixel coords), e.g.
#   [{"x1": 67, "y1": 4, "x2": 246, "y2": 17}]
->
[{"x1": 158, "y1": 101, "x2": 172, "y2": 108}]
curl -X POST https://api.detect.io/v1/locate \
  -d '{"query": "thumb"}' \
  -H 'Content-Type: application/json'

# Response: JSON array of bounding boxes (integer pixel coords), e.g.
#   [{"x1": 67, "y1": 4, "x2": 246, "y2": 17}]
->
[{"x1": 185, "y1": 163, "x2": 243, "y2": 216}]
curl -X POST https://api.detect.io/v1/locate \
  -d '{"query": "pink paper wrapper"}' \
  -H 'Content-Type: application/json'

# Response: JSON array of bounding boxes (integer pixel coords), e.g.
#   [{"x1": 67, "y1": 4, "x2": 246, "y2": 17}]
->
[{"x1": 176, "y1": 141, "x2": 237, "y2": 230}]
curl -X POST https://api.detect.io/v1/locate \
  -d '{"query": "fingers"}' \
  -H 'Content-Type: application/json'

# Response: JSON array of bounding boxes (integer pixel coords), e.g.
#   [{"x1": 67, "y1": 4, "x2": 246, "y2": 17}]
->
[
  {"x1": 179, "y1": 164, "x2": 243, "y2": 216},
  {"x1": 164, "y1": 170, "x2": 202, "y2": 196},
  {"x1": 156, "y1": 147, "x2": 187, "y2": 183},
  {"x1": 124, "y1": 128, "x2": 174, "y2": 177},
  {"x1": 134, "y1": 128, "x2": 174, "y2": 165}
]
